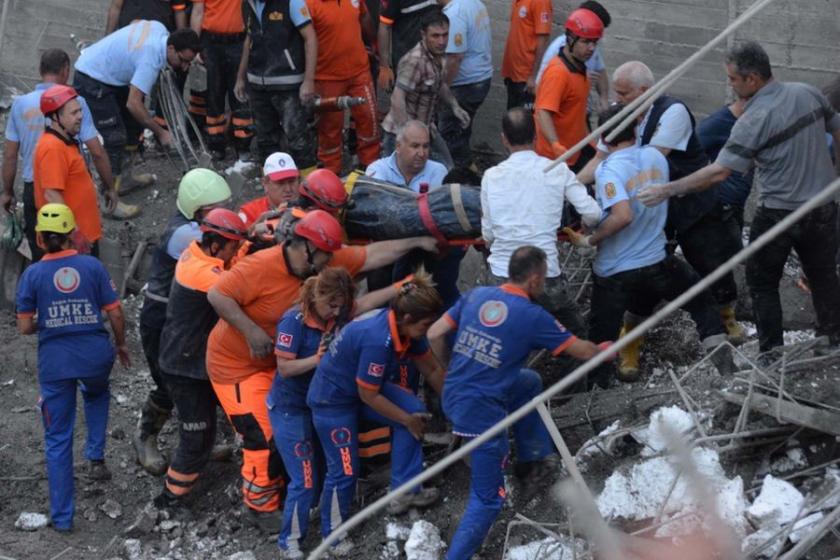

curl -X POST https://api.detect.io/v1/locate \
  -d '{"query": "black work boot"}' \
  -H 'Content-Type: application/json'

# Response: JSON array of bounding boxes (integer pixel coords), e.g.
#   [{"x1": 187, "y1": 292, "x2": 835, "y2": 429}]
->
[{"x1": 133, "y1": 398, "x2": 170, "y2": 475}]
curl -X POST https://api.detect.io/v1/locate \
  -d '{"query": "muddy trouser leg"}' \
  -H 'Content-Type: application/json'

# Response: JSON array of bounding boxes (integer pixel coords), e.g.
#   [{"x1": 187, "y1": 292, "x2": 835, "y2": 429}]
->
[
  {"x1": 138, "y1": 319, "x2": 173, "y2": 434},
  {"x1": 447, "y1": 432, "x2": 508, "y2": 560},
  {"x1": 73, "y1": 72, "x2": 127, "y2": 175},
  {"x1": 22, "y1": 181, "x2": 44, "y2": 262},
  {"x1": 202, "y1": 37, "x2": 229, "y2": 153},
  {"x1": 212, "y1": 372, "x2": 285, "y2": 512},
  {"x1": 538, "y1": 276, "x2": 586, "y2": 337},
  {"x1": 507, "y1": 370, "x2": 553, "y2": 462},
  {"x1": 588, "y1": 271, "x2": 630, "y2": 386},
  {"x1": 791, "y1": 203, "x2": 840, "y2": 342},
  {"x1": 311, "y1": 404, "x2": 359, "y2": 539},
  {"x1": 438, "y1": 78, "x2": 490, "y2": 170},
  {"x1": 278, "y1": 89, "x2": 317, "y2": 169},
  {"x1": 676, "y1": 203, "x2": 742, "y2": 306},
  {"x1": 503, "y1": 78, "x2": 534, "y2": 111},
  {"x1": 115, "y1": 84, "x2": 144, "y2": 157},
  {"x1": 746, "y1": 206, "x2": 794, "y2": 352},
  {"x1": 249, "y1": 87, "x2": 283, "y2": 163},
  {"x1": 162, "y1": 372, "x2": 217, "y2": 499},
  {"x1": 224, "y1": 41, "x2": 254, "y2": 157}
]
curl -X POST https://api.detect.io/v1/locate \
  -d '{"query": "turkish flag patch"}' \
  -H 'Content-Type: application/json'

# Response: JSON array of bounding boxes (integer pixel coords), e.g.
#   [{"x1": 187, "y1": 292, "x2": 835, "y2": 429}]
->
[
  {"x1": 367, "y1": 362, "x2": 385, "y2": 377},
  {"x1": 277, "y1": 332, "x2": 294, "y2": 347}
]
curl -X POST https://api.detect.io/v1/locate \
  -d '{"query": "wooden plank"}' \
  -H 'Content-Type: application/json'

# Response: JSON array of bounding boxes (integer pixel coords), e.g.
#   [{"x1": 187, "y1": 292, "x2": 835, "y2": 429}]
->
[{"x1": 720, "y1": 390, "x2": 840, "y2": 437}]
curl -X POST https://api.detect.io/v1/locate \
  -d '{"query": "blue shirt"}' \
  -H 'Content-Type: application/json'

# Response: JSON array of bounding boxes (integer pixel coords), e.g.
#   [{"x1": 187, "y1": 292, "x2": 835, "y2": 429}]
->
[
  {"x1": 696, "y1": 106, "x2": 754, "y2": 208},
  {"x1": 444, "y1": 0, "x2": 493, "y2": 86},
  {"x1": 5, "y1": 83, "x2": 98, "y2": 182},
  {"x1": 536, "y1": 35, "x2": 604, "y2": 84},
  {"x1": 441, "y1": 284, "x2": 575, "y2": 434},
  {"x1": 307, "y1": 308, "x2": 429, "y2": 408},
  {"x1": 16, "y1": 250, "x2": 119, "y2": 381},
  {"x1": 166, "y1": 222, "x2": 202, "y2": 259},
  {"x1": 365, "y1": 152, "x2": 448, "y2": 193},
  {"x1": 75, "y1": 20, "x2": 169, "y2": 95},
  {"x1": 593, "y1": 146, "x2": 669, "y2": 277},
  {"x1": 268, "y1": 305, "x2": 324, "y2": 413}
]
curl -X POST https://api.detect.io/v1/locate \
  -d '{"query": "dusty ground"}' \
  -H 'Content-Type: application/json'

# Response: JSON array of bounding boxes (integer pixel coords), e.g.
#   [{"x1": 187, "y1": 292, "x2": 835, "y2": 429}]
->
[{"x1": 1, "y1": 144, "x2": 839, "y2": 560}]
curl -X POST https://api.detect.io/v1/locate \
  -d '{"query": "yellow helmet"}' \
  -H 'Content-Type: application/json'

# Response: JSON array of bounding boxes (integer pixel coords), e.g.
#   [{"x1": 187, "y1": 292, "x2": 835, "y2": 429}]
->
[{"x1": 35, "y1": 203, "x2": 76, "y2": 234}]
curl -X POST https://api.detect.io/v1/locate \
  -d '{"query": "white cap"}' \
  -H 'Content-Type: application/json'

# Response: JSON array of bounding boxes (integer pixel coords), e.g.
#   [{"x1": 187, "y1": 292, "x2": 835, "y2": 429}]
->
[{"x1": 263, "y1": 152, "x2": 299, "y2": 181}]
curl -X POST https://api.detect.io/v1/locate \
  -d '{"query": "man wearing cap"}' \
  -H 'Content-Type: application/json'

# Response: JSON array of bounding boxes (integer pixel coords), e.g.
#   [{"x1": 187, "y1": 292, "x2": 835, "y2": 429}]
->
[{"x1": 238, "y1": 153, "x2": 303, "y2": 228}]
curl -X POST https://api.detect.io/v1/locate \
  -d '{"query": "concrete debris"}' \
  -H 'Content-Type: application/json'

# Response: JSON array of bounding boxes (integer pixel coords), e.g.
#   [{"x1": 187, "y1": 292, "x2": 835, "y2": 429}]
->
[
  {"x1": 633, "y1": 405, "x2": 699, "y2": 457},
  {"x1": 576, "y1": 419, "x2": 621, "y2": 467},
  {"x1": 124, "y1": 503, "x2": 159, "y2": 537},
  {"x1": 788, "y1": 512, "x2": 824, "y2": 543},
  {"x1": 99, "y1": 498, "x2": 123, "y2": 519},
  {"x1": 404, "y1": 520, "x2": 446, "y2": 560},
  {"x1": 748, "y1": 475, "x2": 805, "y2": 527},
  {"x1": 386, "y1": 522, "x2": 411, "y2": 541},
  {"x1": 505, "y1": 536, "x2": 586, "y2": 560},
  {"x1": 14, "y1": 512, "x2": 48, "y2": 531},
  {"x1": 160, "y1": 519, "x2": 181, "y2": 532},
  {"x1": 123, "y1": 538, "x2": 143, "y2": 560},
  {"x1": 227, "y1": 552, "x2": 257, "y2": 560},
  {"x1": 770, "y1": 448, "x2": 808, "y2": 474},
  {"x1": 380, "y1": 540, "x2": 401, "y2": 559},
  {"x1": 741, "y1": 526, "x2": 784, "y2": 558}
]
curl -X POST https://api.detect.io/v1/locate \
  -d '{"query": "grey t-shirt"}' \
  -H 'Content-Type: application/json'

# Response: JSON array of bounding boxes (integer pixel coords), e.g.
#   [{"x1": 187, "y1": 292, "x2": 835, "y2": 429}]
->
[{"x1": 716, "y1": 80, "x2": 839, "y2": 210}]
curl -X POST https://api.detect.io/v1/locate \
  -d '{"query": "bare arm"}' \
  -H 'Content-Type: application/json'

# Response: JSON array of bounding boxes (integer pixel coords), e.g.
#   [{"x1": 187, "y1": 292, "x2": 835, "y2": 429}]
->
[
  {"x1": 43, "y1": 189, "x2": 65, "y2": 204},
  {"x1": 207, "y1": 286, "x2": 274, "y2": 358},
  {"x1": 106, "y1": 304, "x2": 131, "y2": 367},
  {"x1": 300, "y1": 24, "x2": 317, "y2": 101},
  {"x1": 575, "y1": 149, "x2": 606, "y2": 185},
  {"x1": 444, "y1": 53, "x2": 463, "y2": 86},
  {"x1": 535, "y1": 108, "x2": 560, "y2": 146},
  {"x1": 528, "y1": 34, "x2": 549, "y2": 92},
  {"x1": 353, "y1": 284, "x2": 398, "y2": 315},
  {"x1": 413, "y1": 351, "x2": 445, "y2": 395},
  {"x1": 190, "y1": 2, "x2": 205, "y2": 36},
  {"x1": 588, "y1": 199, "x2": 632, "y2": 246},
  {"x1": 174, "y1": 8, "x2": 187, "y2": 29},
  {"x1": 360, "y1": 10, "x2": 376, "y2": 45},
  {"x1": 105, "y1": 0, "x2": 123, "y2": 35},
  {"x1": 127, "y1": 86, "x2": 169, "y2": 142},
  {"x1": 16, "y1": 315, "x2": 36, "y2": 335},
  {"x1": 388, "y1": 87, "x2": 409, "y2": 126},
  {"x1": 360, "y1": 237, "x2": 438, "y2": 272},
  {"x1": 426, "y1": 315, "x2": 454, "y2": 368},
  {"x1": 1, "y1": 141, "x2": 19, "y2": 212},
  {"x1": 358, "y1": 385, "x2": 426, "y2": 439},
  {"x1": 276, "y1": 354, "x2": 320, "y2": 378},
  {"x1": 236, "y1": 35, "x2": 250, "y2": 86},
  {"x1": 84, "y1": 138, "x2": 116, "y2": 193},
  {"x1": 595, "y1": 69, "x2": 609, "y2": 111},
  {"x1": 563, "y1": 338, "x2": 601, "y2": 360},
  {"x1": 377, "y1": 22, "x2": 392, "y2": 72},
  {"x1": 637, "y1": 162, "x2": 732, "y2": 207}
]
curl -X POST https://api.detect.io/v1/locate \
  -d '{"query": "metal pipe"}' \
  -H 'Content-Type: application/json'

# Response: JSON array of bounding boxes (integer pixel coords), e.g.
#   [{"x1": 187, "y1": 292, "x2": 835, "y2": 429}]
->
[{"x1": 307, "y1": 177, "x2": 840, "y2": 559}]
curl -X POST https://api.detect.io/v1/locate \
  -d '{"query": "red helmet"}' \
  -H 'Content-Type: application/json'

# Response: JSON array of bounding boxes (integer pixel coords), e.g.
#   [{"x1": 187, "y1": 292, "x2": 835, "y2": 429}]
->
[
  {"x1": 300, "y1": 169, "x2": 348, "y2": 214},
  {"x1": 293, "y1": 210, "x2": 343, "y2": 252},
  {"x1": 200, "y1": 208, "x2": 247, "y2": 241},
  {"x1": 40, "y1": 85, "x2": 78, "y2": 116},
  {"x1": 565, "y1": 8, "x2": 604, "y2": 40}
]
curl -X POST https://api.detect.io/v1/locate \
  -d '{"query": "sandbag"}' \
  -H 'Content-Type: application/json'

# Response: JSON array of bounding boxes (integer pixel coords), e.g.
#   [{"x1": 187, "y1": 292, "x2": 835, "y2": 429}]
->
[{"x1": 342, "y1": 175, "x2": 481, "y2": 241}]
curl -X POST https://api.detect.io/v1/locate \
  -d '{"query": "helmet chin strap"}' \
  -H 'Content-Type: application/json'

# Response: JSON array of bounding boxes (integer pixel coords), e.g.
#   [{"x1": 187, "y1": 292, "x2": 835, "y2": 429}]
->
[{"x1": 52, "y1": 112, "x2": 76, "y2": 139}]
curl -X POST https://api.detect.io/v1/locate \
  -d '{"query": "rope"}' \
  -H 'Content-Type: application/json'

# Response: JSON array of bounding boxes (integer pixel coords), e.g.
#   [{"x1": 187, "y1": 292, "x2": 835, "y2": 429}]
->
[
  {"x1": 307, "y1": 178, "x2": 840, "y2": 559},
  {"x1": 543, "y1": 0, "x2": 781, "y2": 172}
]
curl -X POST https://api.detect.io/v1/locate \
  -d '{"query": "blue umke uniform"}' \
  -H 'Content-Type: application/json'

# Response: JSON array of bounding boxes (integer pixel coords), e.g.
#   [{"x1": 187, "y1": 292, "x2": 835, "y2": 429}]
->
[
  {"x1": 267, "y1": 305, "x2": 328, "y2": 553},
  {"x1": 306, "y1": 308, "x2": 430, "y2": 541},
  {"x1": 441, "y1": 284, "x2": 577, "y2": 560},
  {"x1": 15, "y1": 249, "x2": 119, "y2": 530}
]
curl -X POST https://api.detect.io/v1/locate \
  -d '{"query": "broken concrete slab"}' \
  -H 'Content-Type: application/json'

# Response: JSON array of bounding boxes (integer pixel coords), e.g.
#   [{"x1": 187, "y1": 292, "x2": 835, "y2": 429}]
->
[
  {"x1": 14, "y1": 512, "x2": 48, "y2": 531},
  {"x1": 720, "y1": 390, "x2": 840, "y2": 437}
]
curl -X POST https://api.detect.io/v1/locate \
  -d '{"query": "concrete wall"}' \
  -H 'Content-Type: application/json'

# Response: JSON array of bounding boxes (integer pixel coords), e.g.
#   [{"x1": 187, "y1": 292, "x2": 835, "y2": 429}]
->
[{"x1": 2, "y1": 0, "x2": 839, "y2": 152}]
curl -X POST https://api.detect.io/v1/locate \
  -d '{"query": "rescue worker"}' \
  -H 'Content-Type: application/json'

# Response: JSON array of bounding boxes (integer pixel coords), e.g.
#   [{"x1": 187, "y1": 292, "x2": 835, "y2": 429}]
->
[
  {"x1": 438, "y1": 0, "x2": 492, "y2": 170},
  {"x1": 3, "y1": 50, "x2": 125, "y2": 262},
  {"x1": 577, "y1": 61, "x2": 747, "y2": 348},
  {"x1": 426, "y1": 245, "x2": 608, "y2": 560},
  {"x1": 16, "y1": 203, "x2": 130, "y2": 533},
  {"x1": 534, "y1": 8, "x2": 603, "y2": 172},
  {"x1": 269, "y1": 267, "x2": 407, "y2": 558},
  {"x1": 377, "y1": 0, "x2": 441, "y2": 96},
  {"x1": 306, "y1": 0, "x2": 380, "y2": 173},
  {"x1": 238, "y1": 154, "x2": 347, "y2": 228},
  {"x1": 190, "y1": 0, "x2": 254, "y2": 161},
  {"x1": 307, "y1": 271, "x2": 445, "y2": 554},
  {"x1": 537, "y1": 1, "x2": 612, "y2": 114},
  {"x1": 481, "y1": 108, "x2": 601, "y2": 333},
  {"x1": 500, "y1": 0, "x2": 551, "y2": 109},
  {"x1": 134, "y1": 168, "x2": 233, "y2": 475},
  {"x1": 154, "y1": 208, "x2": 247, "y2": 507},
  {"x1": 573, "y1": 104, "x2": 734, "y2": 384},
  {"x1": 73, "y1": 22, "x2": 199, "y2": 196},
  {"x1": 379, "y1": 9, "x2": 469, "y2": 168},
  {"x1": 206, "y1": 210, "x2": 439, "y2": 531},
  {"x1": 638, "y1": 41, "x2": 840, "y2": 356},
  {"x1": 106, "y1": 0, "x2": 188, "y2": 34},
  {"x1": 235, "y1": 0, "x2": 317, "y2": 171},
  {"x1": 33, "y1": 85, "x2": 115, "y2": 257}
]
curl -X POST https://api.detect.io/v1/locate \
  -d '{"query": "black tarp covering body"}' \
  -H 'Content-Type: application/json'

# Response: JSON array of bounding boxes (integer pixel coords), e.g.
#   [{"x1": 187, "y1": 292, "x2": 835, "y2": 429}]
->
[{"x1": 342, "y1": 175, "x2": 481, "y2": 240}]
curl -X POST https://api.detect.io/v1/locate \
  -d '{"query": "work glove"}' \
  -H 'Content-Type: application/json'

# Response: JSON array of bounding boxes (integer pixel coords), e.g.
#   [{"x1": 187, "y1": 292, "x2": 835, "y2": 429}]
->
[
  {"x1": 561, "y1": 227, "x2": 592, "y2": 248},
  {"x1": 0, "y1": 212, "x2": 23, "y2": 251}
]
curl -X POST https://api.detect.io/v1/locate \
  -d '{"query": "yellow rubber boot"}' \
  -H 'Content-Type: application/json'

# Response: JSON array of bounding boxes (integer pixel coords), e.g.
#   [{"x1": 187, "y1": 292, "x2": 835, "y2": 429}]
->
[
  {"x1": 720, "y1": 304, "x2": 746, "y2": 345},
  {"x1": 617, "y1": 324, "x2": 644, "y2": 382}
]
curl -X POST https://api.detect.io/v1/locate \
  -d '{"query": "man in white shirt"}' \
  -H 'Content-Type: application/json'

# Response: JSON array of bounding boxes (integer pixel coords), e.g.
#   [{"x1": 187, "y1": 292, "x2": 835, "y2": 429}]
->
[{"x1": 481, "y1": 107, "x2": 601, "y2": 333}]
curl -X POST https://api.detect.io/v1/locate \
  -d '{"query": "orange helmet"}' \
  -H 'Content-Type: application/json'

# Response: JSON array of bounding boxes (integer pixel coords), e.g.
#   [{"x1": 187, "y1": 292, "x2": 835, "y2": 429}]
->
[
  {"x1": 40, "y1": 85, "x2": 78, "y2": 116},
  {"x1": 300, "y1": 169, "x2": 348, "y2": 214},
  {"x1": 200, "y1": 208, "x2": 247, "y2": 241},
  {"x1": 293, "y1": 210, "x2": 343, "y2": 252},
  {"x1": 565, "y1": 8, "x2": 604, "y2": 40}
]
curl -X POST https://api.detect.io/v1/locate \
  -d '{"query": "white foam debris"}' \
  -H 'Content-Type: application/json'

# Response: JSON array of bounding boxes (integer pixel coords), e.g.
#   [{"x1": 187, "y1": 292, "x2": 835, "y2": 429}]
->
[
  {"x1": 741, "y1": 526, "x2": 784, "y2": 558},
  {"x1": 404, "y1": 520, "x2": 446, "y2": 560},
  {"x1": 225, "y1": 159, "x2": 256, "y2": 176},
  {"x1": 380, "y1": 540, "x2": 401, "y2": 559},
  {"x1": 748, "y1": 475, "x2": 805, "y2": 527},
  {"x1": 14, "y1": 512, "x2": 48, "y2": 531},
  {"x1": 505, "y1": 536, "x2": 585, "y2": 560},
  {"x1": 632, "y1": 406, "x2": 697, "y2": 457},
  {"x1": 386, "y1": 522, "x2": 411, "y2": 541},
  {"x1": 770, "y1": 448, "x2": 808, "y2": 474},
  {"x1": 788, "y1": 512, "x2": 824, "y2": 543},
  {"x1": 576, "y1": 420, "x2": 621, "y2": 466}
]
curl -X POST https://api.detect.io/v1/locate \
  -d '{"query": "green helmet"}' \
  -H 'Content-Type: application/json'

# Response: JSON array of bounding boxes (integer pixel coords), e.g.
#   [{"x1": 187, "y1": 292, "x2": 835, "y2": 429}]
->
[{"x1": 176, "y1": 168, "x2": 232, "y2": 220}]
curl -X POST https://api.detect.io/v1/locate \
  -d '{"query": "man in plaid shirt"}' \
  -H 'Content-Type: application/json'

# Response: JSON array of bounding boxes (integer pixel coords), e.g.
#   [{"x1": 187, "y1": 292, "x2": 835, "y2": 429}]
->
[{"x1": 380, "y1": 8, "x2": 469, "y2": 169}]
